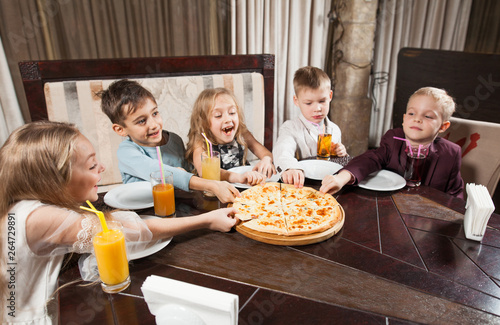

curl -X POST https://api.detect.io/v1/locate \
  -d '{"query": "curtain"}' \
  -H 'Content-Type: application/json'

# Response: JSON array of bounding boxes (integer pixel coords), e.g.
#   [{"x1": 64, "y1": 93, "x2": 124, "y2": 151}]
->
[
  {"x1": 0, "y1": 0, "x2": 230, "y2": 137},
  {"x1": 231, "y1": 0, "x2": 332, "y2": 143},
  {"x1": 464, "y1": 0, "x2": 500, "y2": 54},
  {"x1": 0, "y1": 36, "x2": 24, "y2": 145},
  {"x1": 369, "y1": 0, "x2": 472, "y2": 147}
]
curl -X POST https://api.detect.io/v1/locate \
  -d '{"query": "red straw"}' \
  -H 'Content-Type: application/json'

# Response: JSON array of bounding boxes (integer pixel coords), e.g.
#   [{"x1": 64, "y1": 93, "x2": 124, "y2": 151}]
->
[{"x1": 417, "y1": 145, "x2": 422, "y2": 157}]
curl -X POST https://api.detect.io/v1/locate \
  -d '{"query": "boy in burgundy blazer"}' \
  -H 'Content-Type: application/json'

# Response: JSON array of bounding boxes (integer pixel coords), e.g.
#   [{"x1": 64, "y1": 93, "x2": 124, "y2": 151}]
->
[{"x1": 320, "y1": 87, "x2": 464, "y2": 199}]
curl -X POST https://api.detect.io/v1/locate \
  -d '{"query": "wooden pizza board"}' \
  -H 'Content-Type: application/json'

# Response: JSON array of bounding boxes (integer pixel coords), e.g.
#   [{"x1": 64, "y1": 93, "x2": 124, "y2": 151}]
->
[{"x1": 235, "y1": 205, "x2": 345, "y2": 246}]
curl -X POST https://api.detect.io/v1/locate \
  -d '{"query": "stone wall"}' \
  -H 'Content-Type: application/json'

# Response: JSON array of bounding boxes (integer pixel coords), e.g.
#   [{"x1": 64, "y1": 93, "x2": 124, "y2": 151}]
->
[{"x1": 329, "y1": 0, "x2": 378, "y2": 156}]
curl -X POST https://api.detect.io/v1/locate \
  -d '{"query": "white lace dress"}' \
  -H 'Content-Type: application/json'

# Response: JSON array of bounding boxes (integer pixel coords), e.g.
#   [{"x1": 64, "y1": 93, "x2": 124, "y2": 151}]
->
[{"x1": 2, "y1": 200, "x2": 154, "y2": 324}]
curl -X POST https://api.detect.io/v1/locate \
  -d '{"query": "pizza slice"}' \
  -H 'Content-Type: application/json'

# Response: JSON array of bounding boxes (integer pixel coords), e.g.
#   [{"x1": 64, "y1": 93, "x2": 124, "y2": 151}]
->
[
  {"x1": 283, "y1": 190, "x2": 339, "y2": 209},
  {"x1": 283, "y1": 204, "x2": 341, "y2": 236},
  {"x1": 240, "y1": 204, "x2": 288, "y2": 235},
  {"x1": 235, "y1": 182, "x2": 281, "y2": 206},
  {"x1": 233, "y1": 200, "x2": 282, "y2": 221},
  {"x1": 280, "y1": 184, "x2": 319, "y2": 205}
]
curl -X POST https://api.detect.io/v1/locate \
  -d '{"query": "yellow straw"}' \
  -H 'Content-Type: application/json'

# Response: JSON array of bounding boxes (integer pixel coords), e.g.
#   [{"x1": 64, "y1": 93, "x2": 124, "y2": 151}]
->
[
  {"x1": 80, "y1": 203, "x2": 109, "y2": 233},
  {"x1": 86, "y1": 200, "x2": 98, "y2": 211},
  {"x1": 201, "y1": 133, "x2": 212, "y2": 158}
]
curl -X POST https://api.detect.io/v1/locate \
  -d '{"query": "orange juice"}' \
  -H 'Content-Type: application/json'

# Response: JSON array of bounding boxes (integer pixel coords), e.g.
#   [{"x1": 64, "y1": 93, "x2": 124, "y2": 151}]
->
[
  {"x1": 201, "y1": 153, "x2": 220, "y2": 181},
  {"x1": 93, "y1": 228, "x2": 129, "y2": 286},
  {"x1": 317, "y1": 134, "x2": 332, "y2": 158},
  {"x1": 152, "y1": 183, "x2": 176, "y2": 217}
]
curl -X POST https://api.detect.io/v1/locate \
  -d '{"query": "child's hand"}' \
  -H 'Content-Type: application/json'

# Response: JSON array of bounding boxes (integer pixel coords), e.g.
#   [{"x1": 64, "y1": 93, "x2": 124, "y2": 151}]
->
[
  {"x1": 205, "y1": 207, "x2": 239, "y2": 232},
  {"x1": 319, "y1": 170, "x2": 352, "y2": 194},
  {"x1": 212, "y1": 181, "x2": 240, "y2": 203},
  {"x1": 252, "y1": 156, "x2": 276, "y2": 179},
  {"x1": 281, "y1": 169, "x2": 305, "y2": 188},
  {"x1": 242, "y1": 171, "x2": 266, "y2": 186},
  {"x1": 334, "y1": 143, "x2": 347, "y2": 157}
]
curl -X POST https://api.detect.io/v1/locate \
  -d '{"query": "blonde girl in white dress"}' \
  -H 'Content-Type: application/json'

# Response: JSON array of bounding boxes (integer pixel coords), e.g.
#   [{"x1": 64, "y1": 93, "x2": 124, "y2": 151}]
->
[{"x1": 0, "y1": 121, "x2": 237, "y2": 324}]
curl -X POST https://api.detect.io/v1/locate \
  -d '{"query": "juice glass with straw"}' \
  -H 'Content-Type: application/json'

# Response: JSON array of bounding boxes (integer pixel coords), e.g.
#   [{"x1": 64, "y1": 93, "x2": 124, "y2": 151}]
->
[
  {"x1": 317, "y1": 126, "x2": 332, "y2": 159},
  {"x1": 150, "y1": 169, "x2": 176, "y2": 217},
  {"x1": 81, "y1": 202, "x2": 130, "y2": 293},
  {"x1": 403, "y1": 144, "x2": 427, "y2": 187},
  {"x1": 201, "y1": 133, "x2": 220, "y2": 196},
  {"x1": 201, "y1": 151, "x2": 220, "y2": 196}
]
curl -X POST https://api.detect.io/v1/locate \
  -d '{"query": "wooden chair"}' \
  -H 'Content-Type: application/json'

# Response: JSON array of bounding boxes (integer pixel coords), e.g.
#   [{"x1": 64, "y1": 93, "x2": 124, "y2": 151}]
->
[{"x1": 19, "y1": 55, "x2": 275, "y2": 187}]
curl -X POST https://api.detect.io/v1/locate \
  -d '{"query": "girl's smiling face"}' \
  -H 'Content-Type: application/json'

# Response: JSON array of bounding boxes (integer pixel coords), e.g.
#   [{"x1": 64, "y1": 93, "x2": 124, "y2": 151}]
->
[
  {"x1": 209, "y1": 94, "x2": 239, "y2": 144},
  {"x1": 67, "y1": 135, "x2": 105, "y2": 202}
]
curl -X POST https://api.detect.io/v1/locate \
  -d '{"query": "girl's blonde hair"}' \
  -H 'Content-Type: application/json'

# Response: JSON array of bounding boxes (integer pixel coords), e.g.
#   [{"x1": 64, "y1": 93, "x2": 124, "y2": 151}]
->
[
  {"x1": 185, "y1": 88, "x2": 249, "y2": 167},
  {"x1": 0, "y1": 121, "x2": 83, "y2": 217},
  {"x1": 410, "y1": 87, "x2": 456, "y2": 121}
]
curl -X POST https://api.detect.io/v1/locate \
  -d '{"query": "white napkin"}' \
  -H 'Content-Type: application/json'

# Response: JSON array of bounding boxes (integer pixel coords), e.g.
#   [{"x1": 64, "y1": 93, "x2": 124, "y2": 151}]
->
[
  {"x1": 464, "y1": 183, "x2": 496, "y2": 241},
  {"x1": 141, "y1": 275, "x2": 238, "y2": 325}
]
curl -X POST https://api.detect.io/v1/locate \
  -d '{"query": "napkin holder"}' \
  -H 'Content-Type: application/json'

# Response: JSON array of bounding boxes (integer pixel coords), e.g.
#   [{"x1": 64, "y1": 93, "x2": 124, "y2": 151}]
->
[
  {"x1": 464, "y1": 183, "x2": 495, "y2": 242},
  {"x1": 141, "y1": 275, "x2": 238, "y2": 325}
]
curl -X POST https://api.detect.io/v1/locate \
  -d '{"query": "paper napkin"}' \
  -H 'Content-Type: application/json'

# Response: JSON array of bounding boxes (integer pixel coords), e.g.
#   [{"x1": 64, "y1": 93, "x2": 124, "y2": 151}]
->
[
  {"x1": 141, "y1": 275, "x2": 238, "y2": 325},
  {"x1": 464, "y1": 183, "x2": 496, "y2": 241}
]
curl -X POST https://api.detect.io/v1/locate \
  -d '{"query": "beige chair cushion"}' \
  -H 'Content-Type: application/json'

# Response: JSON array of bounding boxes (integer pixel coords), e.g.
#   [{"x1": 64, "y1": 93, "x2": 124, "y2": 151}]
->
[
  {"x1": 443, "y1": 117, "x2": 500, "y2": 196},
  {"x1": 44, "y1": 73, "x2": 265, "y2": 186}
]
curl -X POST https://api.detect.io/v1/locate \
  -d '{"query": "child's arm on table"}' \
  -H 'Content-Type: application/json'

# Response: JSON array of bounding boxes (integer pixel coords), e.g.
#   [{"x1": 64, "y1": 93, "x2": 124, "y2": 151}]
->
[
  {"x1": 220, "y1": 169, "x2": 266, "y2": 186},
  {"x1": 145, "y1": 207, "x2": 238, "y2": 239},
  {"x1": 243, "y1": 131, "x2": 276, "y2": 178},
  {"x1": 319, "y1": 170, "x2": 353, "y2": 194},
  {"x1": 25, "y1": 205, "x2": 237, "y2": 254}
]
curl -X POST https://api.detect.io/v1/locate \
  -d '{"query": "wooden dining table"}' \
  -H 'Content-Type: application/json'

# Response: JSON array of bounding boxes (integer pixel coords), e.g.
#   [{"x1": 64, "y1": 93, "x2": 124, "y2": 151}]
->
[{"x1": 57, "y1": 168, "x2": 500, "y2": 324}]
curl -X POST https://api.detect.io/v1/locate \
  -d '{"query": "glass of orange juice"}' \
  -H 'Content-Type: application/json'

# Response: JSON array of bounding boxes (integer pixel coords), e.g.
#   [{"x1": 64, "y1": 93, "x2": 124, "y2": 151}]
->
[
  {"x1": 92, "y1": 221, "x2": 130, "y2": 293},
  {"x1": 201, "y1": 151, "x2": 220, "y2": 196},
  {"x1": 317, "y1": 127, "x2": 332, "y2": 159},
  {"x1": 150, "y1": 170, "x2": 176, "y2": 217}
]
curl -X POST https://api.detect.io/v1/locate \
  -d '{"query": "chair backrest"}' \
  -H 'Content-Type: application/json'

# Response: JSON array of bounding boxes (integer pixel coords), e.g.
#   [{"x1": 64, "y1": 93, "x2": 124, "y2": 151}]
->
[
  {"x1": 19, "y1": 55, "x2": 275, "y2": 186},
  {"x1": 442, "y1": 117, "x2": 500, "y2": 196}
]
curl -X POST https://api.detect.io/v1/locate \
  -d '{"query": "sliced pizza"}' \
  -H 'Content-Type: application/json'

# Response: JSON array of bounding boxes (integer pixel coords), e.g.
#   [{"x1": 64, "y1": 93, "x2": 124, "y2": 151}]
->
[{"x1": 233, "y1": 181, "x2": 343, "y2": 237}]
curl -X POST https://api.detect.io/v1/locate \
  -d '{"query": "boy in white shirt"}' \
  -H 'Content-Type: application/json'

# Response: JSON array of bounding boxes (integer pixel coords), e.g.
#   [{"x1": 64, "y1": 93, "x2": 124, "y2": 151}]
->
[{"x1": 273, "y1": 66, "x2": 347, "y2": 187}]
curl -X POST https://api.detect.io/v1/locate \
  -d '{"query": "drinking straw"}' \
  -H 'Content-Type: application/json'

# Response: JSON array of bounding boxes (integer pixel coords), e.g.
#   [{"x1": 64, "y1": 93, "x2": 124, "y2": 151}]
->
[
  {"x1": 80, "y1": 202, "x2": 108, "y2": 233},
  {"x1": 156, "y1": 146, "x2": 165, "y2": 184},
  {"x1": 417, "y1": 144, "x2": 422, "y2": 157},
  {"x1": 201, "y1": 133, "x2": 212, "y2": 158},
  {"x1": 393, "y1": 136, "x2": 412, "y2": 148},
  {"x1": 86, "y1": 200, "x2": 98, "y2": 211},
  {"x1": 307, "y1": 121, "x2": 322, "y2": 134}
]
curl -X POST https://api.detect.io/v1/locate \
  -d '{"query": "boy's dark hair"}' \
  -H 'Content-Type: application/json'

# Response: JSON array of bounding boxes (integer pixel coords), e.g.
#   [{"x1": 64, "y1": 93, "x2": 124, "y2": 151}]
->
[
  {"x1": 98, "y1": 79, "x2": 156, "y2": 125},
  {"x1": 293, "y1": 66, "x2": 332, "y2": 96}
]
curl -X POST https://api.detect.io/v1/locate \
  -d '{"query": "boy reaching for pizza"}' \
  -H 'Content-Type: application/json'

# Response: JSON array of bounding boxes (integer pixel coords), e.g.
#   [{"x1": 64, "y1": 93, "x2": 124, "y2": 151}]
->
[
  {"x1": 272, "y1": 66, "x2": 347, "y2": 188},
  {"x1": 320, "y1": 87, "x2": 464, "y2": 198}
]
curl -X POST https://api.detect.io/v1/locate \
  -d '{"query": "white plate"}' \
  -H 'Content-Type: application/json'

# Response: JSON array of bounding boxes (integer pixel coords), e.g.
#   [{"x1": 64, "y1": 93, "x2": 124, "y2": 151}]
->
[
  {"x1": 297, "y1": 160, "x2": 343, "y2": 180},
  {"x1": 228, "y1": 165, "x2": 281, "y2": 189},
  {"x1": 128, "y1": 216, "x2": 172, "y2": 260},
  {"x1": 358, "y1": 170, "x2": 406, "y2": 191},
  {"x1": 104, "y1": 181, "x2": 153, "y2": 210}
]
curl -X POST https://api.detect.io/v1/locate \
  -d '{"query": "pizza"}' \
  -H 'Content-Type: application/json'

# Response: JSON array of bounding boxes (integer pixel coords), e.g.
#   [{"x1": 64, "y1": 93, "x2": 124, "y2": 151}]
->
[{"x1": 233, "y1": 182, "x2": 342, "y2": 236}]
